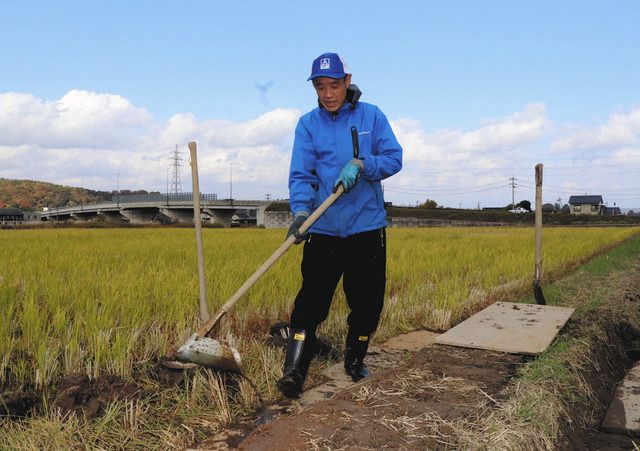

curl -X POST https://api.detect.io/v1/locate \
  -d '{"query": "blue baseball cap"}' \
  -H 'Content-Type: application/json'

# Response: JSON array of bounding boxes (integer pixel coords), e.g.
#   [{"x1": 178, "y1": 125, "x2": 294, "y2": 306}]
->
[{"x1": 307, "y1": 52, "x2": 348, "y2": 81}]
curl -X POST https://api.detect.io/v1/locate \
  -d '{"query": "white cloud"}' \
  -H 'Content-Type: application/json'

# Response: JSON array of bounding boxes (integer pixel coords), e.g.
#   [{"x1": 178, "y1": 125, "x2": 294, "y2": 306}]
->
[
  {"x1": 392, "y1": 103, "x2": 549, "y2": 162},
  {"x1": 0, "y1": 90, "x2": 152, "y2": 149},
  {"x1": 381, "y1": 104, "x2": 555, "y2": 207},
  {"x1": 156, "y1": 108, "x2": 299, "y2": 151},
  {"x1": 390, "y1": 103, "x2": 550, "y2": 183},
  {"x1": 0, "y1": 90, "x2": 300, "y2": 199},
  {"x1": 612, "y1": 147, "x2": 640, "y2": 164},
  {"x1": 1, "y1": 91, "x2": 638, "y2": 208},
  {"x1": 456, "y1": 103, "x2": 549, "y2": 153},
  {"x1": 551, "y1": 108, "x2": 640, "y2": 152}
]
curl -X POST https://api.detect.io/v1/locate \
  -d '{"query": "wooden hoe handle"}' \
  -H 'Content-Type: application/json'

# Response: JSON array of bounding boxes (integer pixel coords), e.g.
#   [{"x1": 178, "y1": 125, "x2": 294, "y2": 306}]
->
[{"x1": 194, "y1": 185, "x2": 345, "y2": 338}]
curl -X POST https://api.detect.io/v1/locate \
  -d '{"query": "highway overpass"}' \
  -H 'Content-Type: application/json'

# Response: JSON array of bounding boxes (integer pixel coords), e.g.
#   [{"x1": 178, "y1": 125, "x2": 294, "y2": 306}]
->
[{"x1": 40, "y1": 194, "x2": 273, "y2": 226}]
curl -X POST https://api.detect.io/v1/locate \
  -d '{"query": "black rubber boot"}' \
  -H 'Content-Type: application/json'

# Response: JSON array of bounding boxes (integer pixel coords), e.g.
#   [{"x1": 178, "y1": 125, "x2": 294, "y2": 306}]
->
[
  {"x1": 276, "y1": 329, "x2": 314, "y2": 398},
  {"x1": 344, "y1": 332, "x2": 371, "y2": 382}
]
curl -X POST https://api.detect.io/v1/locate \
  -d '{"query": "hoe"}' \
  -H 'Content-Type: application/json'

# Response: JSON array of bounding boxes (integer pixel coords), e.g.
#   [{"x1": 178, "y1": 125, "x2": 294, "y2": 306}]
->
[{"x1": 162, "y1": 127, "x2": 360, "y2": 371}]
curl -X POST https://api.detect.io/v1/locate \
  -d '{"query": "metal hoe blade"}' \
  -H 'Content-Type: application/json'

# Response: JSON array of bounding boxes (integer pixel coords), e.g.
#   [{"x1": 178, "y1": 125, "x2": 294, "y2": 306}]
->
[
  {"x1": 533, "y1": 279, "x2": 546, "y2": 305},
  {"x1": 175, "y1": 333, "x2": 242, "y2": 373}
]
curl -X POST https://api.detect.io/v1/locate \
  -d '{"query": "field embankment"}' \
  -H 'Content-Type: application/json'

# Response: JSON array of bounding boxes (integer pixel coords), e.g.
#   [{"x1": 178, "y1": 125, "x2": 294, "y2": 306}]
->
[{"x1": 266, "y1": 201, "x2": 640, "y2": 226}]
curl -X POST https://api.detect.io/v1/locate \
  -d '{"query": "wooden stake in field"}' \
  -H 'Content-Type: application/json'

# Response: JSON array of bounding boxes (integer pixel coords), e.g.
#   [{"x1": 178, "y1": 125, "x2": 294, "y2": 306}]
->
[
  {"x1": 534, "y1": 163, "x2": 546, "y2": 305},
  {"x1": 189, "y1": 141, "x2": 209, "y2": 322}
]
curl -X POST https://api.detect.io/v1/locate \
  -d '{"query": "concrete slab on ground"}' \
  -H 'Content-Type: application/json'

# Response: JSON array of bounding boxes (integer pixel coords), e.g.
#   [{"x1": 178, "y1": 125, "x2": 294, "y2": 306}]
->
[
  {"x1": 602, "y1": 361, "x2": 640, "y2": 434},
  {"x1": 435, "y1": 302, "x2": 574, "y2": 355}
]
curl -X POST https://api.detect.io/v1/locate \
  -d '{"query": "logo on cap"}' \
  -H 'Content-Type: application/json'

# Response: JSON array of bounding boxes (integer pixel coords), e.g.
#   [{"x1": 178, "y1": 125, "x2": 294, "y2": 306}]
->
[{"x1": 320, "y1": 58, "x2": 330, "y2": 70}]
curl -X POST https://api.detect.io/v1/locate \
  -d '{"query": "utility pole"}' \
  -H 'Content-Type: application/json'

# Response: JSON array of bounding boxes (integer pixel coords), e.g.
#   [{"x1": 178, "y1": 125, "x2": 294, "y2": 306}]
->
[
  {"x1": 265, "y1": 193, "x2": 272, "y2": 201},
  {"x1": 80, "y1": 177, "x2": 84, "y2": 211},
  {"x1": 229, "y1": 162, "x2": 233, "y2": 200},
  {"x1": 116, "y1": 173, "x2": 120, "y2": 207},
  {"x1": 509, "y1": 176, "x2": 516, "y2": 208}
]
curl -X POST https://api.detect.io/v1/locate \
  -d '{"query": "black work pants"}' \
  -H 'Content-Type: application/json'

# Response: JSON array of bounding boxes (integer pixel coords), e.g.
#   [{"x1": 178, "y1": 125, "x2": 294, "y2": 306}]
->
[{"x1": 289, "y1": 227, "x2": 386, "y2": 340}]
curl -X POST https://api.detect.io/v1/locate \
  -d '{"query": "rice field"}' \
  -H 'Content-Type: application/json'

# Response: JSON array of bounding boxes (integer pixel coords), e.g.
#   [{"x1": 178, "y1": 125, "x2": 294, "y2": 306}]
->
[{"x1": 1, "y1": 226, "x2": 638, "y2": 389}]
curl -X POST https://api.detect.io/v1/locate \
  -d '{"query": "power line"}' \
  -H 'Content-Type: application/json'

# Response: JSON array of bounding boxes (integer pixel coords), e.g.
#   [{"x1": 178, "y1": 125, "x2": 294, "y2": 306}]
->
[
  {"x1": 384, "y1": 184, "x2": 508, "y2": 196},
  {"x1": 384, "y1": 180, "x2": 506, "y2": 193},
  {"x1": 516, "y1": 178, "x2": 639, "y2": 194}
]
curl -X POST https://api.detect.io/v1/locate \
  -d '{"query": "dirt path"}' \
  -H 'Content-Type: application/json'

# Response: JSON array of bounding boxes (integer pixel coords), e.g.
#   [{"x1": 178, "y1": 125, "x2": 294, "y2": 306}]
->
[
  {"x1": 239, "y1": 346, "x2": 523, "y2": 450},
  {"x1": 193, "y1": 329, "x2": 527, "y2": 450}
]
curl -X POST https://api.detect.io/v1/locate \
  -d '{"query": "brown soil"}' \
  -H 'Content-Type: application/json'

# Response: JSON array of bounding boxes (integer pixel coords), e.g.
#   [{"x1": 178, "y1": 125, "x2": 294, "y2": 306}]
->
[
  {"x1": 1, "y1": 373, "x2": 140, "y2": 421},
  {"x1": 238, "y1": 346, "x2": 525, "y2": 450},
  {"x1": 0, "y1": 388, "x2": 40, "y2": 419},
  {"x1": 52, "y1": 373, "x2": 139, "y2": 419},
  {"x1": 557, "y1": 318, "x2": 640, "y2": 450}
]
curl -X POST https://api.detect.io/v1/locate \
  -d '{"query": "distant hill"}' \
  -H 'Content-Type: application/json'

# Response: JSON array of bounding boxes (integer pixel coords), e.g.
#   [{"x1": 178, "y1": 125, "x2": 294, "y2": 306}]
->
[{"x1": 0, "y1": 178, "x2": 159, "y2": 211}]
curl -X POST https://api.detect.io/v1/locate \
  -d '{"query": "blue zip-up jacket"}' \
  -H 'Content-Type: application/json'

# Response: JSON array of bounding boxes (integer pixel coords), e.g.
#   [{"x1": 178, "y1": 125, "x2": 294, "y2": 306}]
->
[{"x1": 289, "y1": 100, "x2": 402, "y2": 238}]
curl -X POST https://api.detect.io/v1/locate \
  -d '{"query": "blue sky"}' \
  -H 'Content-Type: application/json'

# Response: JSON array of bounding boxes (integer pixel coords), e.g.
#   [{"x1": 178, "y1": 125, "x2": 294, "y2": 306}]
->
[{"x1": 1, "y1": 1, "x2": 639, "y2": 208}]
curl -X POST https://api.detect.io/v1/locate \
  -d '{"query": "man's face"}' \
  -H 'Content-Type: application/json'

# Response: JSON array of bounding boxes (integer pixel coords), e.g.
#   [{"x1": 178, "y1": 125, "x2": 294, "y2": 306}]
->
[{"x1": 313, "y1": 74, "x2": 352, "y2": 113}]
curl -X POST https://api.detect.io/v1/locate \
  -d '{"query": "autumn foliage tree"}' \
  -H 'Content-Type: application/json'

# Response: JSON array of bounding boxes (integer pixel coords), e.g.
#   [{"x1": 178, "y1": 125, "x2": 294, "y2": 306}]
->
[
  {"x1": 0, "y1": 178, "x2": 156, "y2": 210},
  {"x1": 0, "y1": 179, "x2": 98, "y2": 210}
]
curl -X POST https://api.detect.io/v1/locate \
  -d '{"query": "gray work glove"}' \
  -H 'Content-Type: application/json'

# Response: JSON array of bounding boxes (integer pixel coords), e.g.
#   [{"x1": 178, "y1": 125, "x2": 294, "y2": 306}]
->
[{"x1": 286, "y1": 212, "x2": 310, "y2": 244}]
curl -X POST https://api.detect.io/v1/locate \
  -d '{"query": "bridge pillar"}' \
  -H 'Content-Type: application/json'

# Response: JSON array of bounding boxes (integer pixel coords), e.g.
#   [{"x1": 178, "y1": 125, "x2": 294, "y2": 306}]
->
[
  {"x1": 120, "y1": 208, "x2": 158, "y2": 224},
  {"x1": 71, "y1": 212, "x2": 97, "y2": 221},
  {"x1": 48, "y1": 213, "x2": 72, "y2": 221},
  {"x1": 160, "y1": 208, "x2": 194, "y2": 224},
  {"x1": 204, "y1": 209, "x2": 233, "y2": 227},
  {"x1": 98, "y1": 211, "x2": 125, "y2": 222},
  {"x1": 256, "y1": 204, "x2": 269, "y2": 227}
]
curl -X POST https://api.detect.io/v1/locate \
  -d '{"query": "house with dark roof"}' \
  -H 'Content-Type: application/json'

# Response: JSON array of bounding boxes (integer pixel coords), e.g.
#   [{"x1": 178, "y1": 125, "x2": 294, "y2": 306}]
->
[
  {"x1": 0, "y1": 208, "x2": 24, "y2": 225},
  {"x1": 0, "y1": 208, "x2": 40, "y2": 225},
  {"x1": 231, "y1": 210, "x2": 257, "y2": 227},
  {"x1": 603, "y1": 206, "x2": 622, "y2": 216},
  {"x1": 568, "y1": 195, "x2": 603, "y2": 215}
]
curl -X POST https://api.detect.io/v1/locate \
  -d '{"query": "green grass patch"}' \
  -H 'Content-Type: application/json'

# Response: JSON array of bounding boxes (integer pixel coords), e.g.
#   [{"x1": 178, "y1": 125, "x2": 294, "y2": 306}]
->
[
  {"x1": 520, "y1": 339, "x2": 572, "y2": 383},
  {"x1": 579, "y1": 233, "x2": 640, "y2": 275}
]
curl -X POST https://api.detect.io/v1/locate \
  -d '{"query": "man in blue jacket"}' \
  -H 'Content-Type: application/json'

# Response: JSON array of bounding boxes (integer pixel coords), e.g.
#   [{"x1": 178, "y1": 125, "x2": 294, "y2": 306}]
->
[{"x1": 276, "y1": 52, "x2": 403, "y2": 398}]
